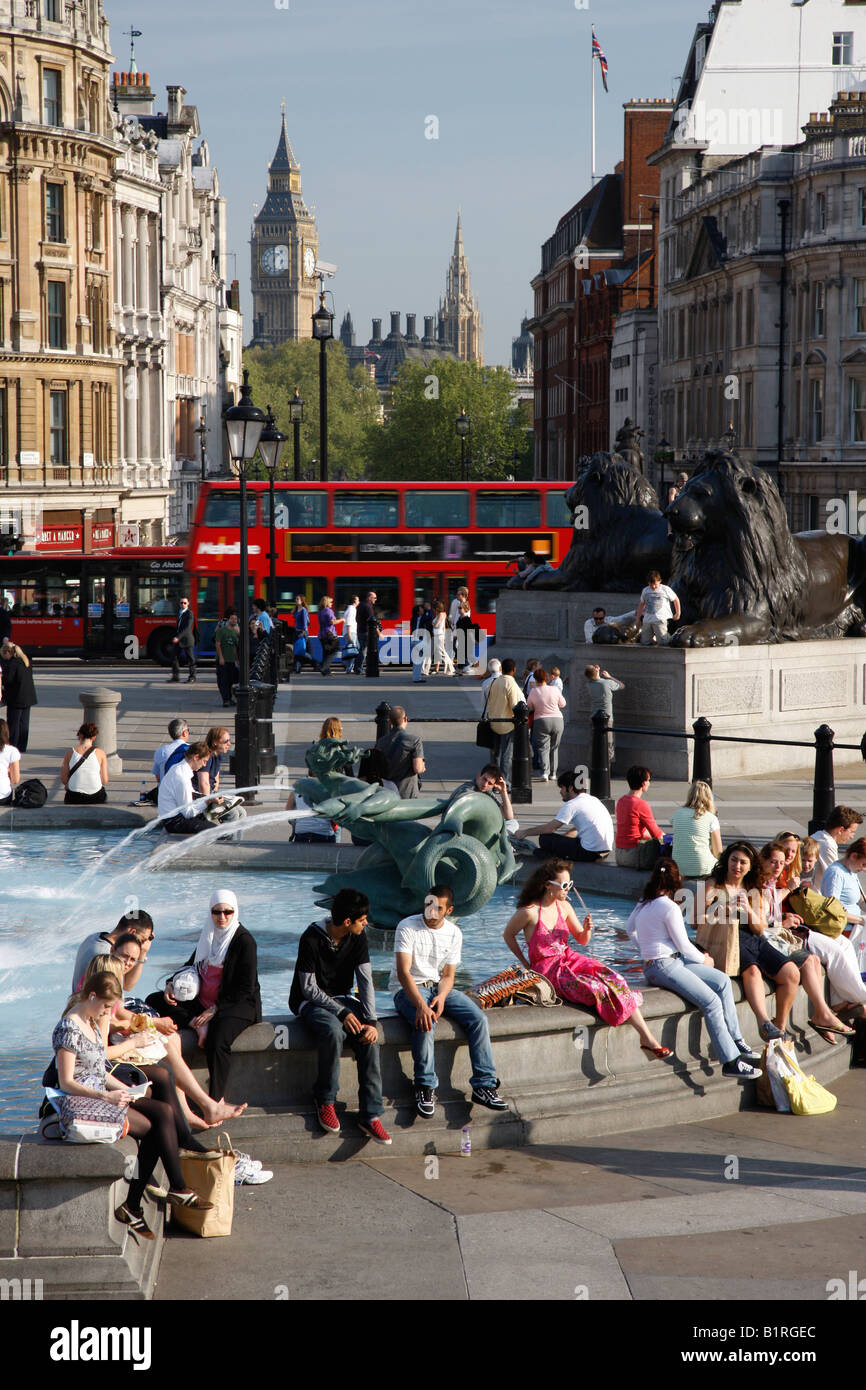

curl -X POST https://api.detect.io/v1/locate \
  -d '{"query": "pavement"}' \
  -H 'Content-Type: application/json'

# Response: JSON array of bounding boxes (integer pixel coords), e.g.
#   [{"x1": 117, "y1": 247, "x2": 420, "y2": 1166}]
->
[{"x1": 152, "y1": 1068, "x2": 866, "y2": 1302}]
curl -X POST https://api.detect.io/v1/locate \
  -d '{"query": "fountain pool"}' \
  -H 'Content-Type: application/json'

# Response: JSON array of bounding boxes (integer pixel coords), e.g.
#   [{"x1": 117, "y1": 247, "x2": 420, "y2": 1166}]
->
[{"x1": 0, "y1": 829, "x2": 645, "y2": 1133}]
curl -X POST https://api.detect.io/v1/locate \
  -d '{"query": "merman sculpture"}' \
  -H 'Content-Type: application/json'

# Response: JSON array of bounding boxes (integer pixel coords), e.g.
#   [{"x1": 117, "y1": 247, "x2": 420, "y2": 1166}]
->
[{"x1": 292, "y1": 739, "x2": 517, "y2": 928}]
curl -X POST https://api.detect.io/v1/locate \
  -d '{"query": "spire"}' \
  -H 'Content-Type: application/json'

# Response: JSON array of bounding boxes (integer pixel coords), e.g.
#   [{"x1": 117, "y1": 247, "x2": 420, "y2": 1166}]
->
[
  {"x1": 454, "y1": 207, "x2": 464, "y2": 258},
  {"x1": 270, "y1": 108, "x2": 299, "y2": 174}
]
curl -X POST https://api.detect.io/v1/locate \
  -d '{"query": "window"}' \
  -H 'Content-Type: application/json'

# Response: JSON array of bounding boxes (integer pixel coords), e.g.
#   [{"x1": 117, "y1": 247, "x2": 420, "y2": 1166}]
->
[
  {"x1": 270, "y1": 490, "x2": 327, "y2": 529},
  {"x1": 42, "y1": 68, "x2": 60, "y2": 126},
  {"x1": 734, "y1": 291, "x2": 742, "y2": 347},
  {"x1": 833, "y1": 31, "x2": 853, "y2": 65},
  {"x1": 810, "y1": 378, "x2": 824, "y2": 443},
  {"x1": 44, "y1": 0, "x2": 62, "y2": 18},
  {"x1": 49, "y1": 390, "x2": 67, "y2": 466},
  {"x1": 201, "y1": 492, "x2": 259, "y2": 527},
  {"x1": 47, "y1": 281, "x2": 65, "y2": 348},
  {"x1": 545, "y1": 491, "x2": 573, "y2": 527},
  {"x1": 855, "y1": 280, "x2": 866, "y2": 334},
  {"x1": 0, "y1": 567, "x2": 80, "y2": 617},
  {"x1": 404, "y1": 490, "x2": 469, "y2": 528},
  {"x1": 816, "y1": 192, "x2": 826, "y2": 233},
  {"x1": 744, "y1": 289, "x2": 755, "y2": 345},
  {"x1": 0, "y1": 388, "x2": 6, "y2": 468},
  {"x1": 331, "y1": 576, "x2": 399, "y2": 621},
  {"x1": 133, "y1": 575, "x2": 185, "y2": 617},
  {"x1": 332, "y1": 491, "x2": 398, "y2": 528},
  {"x1": 813, "y1": 281, "x2": 825, "y2": 337},
  {"x1": 476, "y1": 490, "x2": 540, "y2": 529},
  {"x1": 272, "y1": 576, "x2": 327, "y2": 609},
  {"x1": 851, "y1": 378, "x2": 866, "y2": 441},
  {"x1": 45, "y1": 183, "x2": 64, "y2": 242},
  {"x1": 860, "y1": 189, "x2": 866, "y2": 228},
  {"x1": 474, "y1": 576, "x2": 505, "y2": 616}
]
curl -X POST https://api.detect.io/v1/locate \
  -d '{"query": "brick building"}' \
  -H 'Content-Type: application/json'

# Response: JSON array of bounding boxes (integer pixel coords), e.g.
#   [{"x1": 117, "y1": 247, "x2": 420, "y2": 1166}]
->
[{"x1": 529, "y1": 99, "x2": 672, "y2": 479}]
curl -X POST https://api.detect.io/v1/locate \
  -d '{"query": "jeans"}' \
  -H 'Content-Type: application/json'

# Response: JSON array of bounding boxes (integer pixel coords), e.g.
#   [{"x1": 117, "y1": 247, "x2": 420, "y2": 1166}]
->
[
  {"x1": 643, "y1": 955, "x2": 742, "y2": 1064},
  {"x1": 538, "y1": 831, "x2": 606, "y2": 861},
  {"x1": 216, "y1": 661, "x2": 238, "y2": 703},
  {"x1": 492, "y1": 730, "x2": 514, "y2": 786},
  {"x1": 301, "y1": 1000, "x2": 384, "y2": 1118},
  {"x1": 639, "y1": 618, "x2": 670, "y2": 646},
  {"x1": 393, "y1": 986, "x2": 498, "y2": 1090}
]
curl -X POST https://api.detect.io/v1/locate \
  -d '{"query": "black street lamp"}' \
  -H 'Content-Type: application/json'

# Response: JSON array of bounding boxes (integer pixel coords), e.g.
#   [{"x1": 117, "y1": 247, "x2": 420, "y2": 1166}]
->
[
  {"x1": 194, "y1": 413, "x2": 208, "y2": 482},
  {"x1": 654, "y1": 436, "x2": 674, "y2": 500},
  {"x1": 456, "y1": 406, "x2": 470, "y2": 481},
  {"x1": 224, "y1": 369, "x2": 266, "y2": 792},
  {"x1": 312, "y1": 290, "x2": 334, "y2": 482},
  {"x1": 258, "y1": 405, "x2": 286, "y2": 610},
  {"x1": 289, "y1": 387, "x2": 304, "y2": 482}
]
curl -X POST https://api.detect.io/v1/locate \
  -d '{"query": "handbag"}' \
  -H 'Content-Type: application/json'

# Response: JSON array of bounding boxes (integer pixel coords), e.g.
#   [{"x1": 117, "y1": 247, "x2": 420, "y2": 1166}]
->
[
  {"x1": 49, "y1": 1091, "x2": 129, "y2": 1143},
  {"x1": 786, "y1": 887, "x2": 847, "y2": 938},
  {"x1": 173, "y1": 1133, "x2": 237, "y2": 1238},
  {"x1": 469, "y1": 965, "x2": 561, "y2": 1009},
  {"x1": 475, "y1": 688, "x2": 494, "y2": 750}
]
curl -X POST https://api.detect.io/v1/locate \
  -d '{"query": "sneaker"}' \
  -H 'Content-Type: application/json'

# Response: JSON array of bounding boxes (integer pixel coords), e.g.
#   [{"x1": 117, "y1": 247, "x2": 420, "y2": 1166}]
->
[
  {"x1": 358, "y1": 1117, "x2": 392, "y2": 1145},
  {"x1": 721, "y1": 1058, "x2": 761, "y2": 1080},
  {"x1": 235, "y1": 1166, "x2": 274, "y2": 1185},
  {"x1": 316, "y1": 1103, "x2": 341, "y2": 1134},
  {"x1": 233, "y1": 1154, "x2": 262, "y2": 1183},
  {"x1": 735, "y1": 1040, "x2": 762, "y2": 1065},
  {"x1": 233, "y1": 1149, "x2": 262, "y2": 1171},
  {"x1": 414, "y1": 1085, "x2": 436, "y2": 1118},
  {"x1": 471, "y1": 1085, "x2": 508, "y2": 1111},
  {"x1": 759, "y1": 1020, "x2": 784, "y2": 1041}
]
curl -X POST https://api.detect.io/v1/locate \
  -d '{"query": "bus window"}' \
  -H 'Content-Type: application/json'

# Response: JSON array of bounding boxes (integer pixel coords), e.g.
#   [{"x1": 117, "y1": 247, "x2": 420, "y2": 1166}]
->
[
  {"x1": 545, "y1": 491, "x2": 572, "y2": 528},
  {"x1": 271, "y1": 491, "x2": 327, "y2": 529},
  {"x1": 135, "y1": 575, "x2": 185, "y2": 616},
  {"x1": 277, "y1": 577, "x2": 327, "y2": 609},
  {"x1": 202, "y1": 493, "x2": 258, "y2": 528},
  {"x1": 474, "y1": 576, "x2": 505, "y2": 616},
  {"x1": 405, "y1": 490, "x2": 469, "y2": 529},
  {"x1": 9, "y1": 569, "x2": 81, "y2": 616},
  {"x1": 476, "y1": 490, "x2": 540, "y2": 529},
  {"x1": 332, "y1": 491, "x2": 398, "y2": 528},
  {"x1": 332, "y1": 576, "x2": 399, "y2": 621}
]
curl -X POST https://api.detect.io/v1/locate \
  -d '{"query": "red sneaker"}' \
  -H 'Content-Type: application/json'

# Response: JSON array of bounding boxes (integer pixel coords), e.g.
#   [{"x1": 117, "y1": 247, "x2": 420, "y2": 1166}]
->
[
  {"x1": 316, "y1": 1103, "x2": 341, "y2": 1134},
  {"x1": 358, "y1": 1117, "x2": 392, "y2": 1145}
]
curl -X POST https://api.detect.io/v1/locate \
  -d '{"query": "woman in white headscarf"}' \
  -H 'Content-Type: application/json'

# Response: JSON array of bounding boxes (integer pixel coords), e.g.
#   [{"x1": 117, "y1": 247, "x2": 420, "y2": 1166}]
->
[{"x1": 156, "y1": 889, "x2": 262, "y2": 1102}]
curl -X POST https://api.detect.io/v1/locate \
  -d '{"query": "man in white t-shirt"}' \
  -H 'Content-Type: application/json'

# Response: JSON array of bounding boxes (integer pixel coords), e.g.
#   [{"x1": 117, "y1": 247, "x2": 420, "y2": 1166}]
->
[
  {"x1": 391, "y1": 885, "x2": 507, "y2": 1118},
  {"x1": 812, "y1": 805, "x2": 863, "y2": 878},
  {"x1": 636, "y1": 571, "x2": 681, "y2": 646},
  {"x1": 512, "y1": 770, "x2": 613, "y2": 861},
  {"x1": 158, "y1": 742, "x2": 212, "y2": 834}
]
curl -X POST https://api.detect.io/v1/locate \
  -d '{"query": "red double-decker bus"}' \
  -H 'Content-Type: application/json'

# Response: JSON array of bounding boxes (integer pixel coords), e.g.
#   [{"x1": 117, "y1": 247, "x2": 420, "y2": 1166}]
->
[
  {"x1": 0, "y1": 548, "x2": 187, "y2": 661},
  {"x1": 186, "y1": 479, "x2": 572, "y2": 646}
]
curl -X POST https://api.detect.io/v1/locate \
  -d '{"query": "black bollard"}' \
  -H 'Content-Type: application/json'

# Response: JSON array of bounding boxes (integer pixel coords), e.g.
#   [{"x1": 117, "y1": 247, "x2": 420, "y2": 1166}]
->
[
  {"x1": 365, "y1": 622, "x2": 380, "y2": 678},
  {"x1": 589, "y1": 710, "x2": 613, "y2": 811},
  {"x1": 232, "y1": 683, "x2": 259, "y2": 796},
  {"x1": 809, "y1": 724, "x2": 836, "y2": 833},
  {"x1": 511, "y1": 703, "x2": 532, "y2": 805},
  {"x1": 691, "y1": 717, "x2": 713, "y2": 787},
  {"x1": 375, "y1": 701, "x2": 391, "y2": 742}
]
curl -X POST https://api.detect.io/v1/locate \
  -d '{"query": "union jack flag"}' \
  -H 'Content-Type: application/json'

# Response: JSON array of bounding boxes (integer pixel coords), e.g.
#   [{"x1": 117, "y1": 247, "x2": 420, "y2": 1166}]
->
[{"x1": 592, "y1": 27, "x2": 609, "y2": 93}]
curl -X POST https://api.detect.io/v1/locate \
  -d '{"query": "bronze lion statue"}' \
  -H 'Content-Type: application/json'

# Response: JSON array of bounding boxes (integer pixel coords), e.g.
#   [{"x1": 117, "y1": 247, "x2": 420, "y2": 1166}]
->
[
  {"x1": 530, "y1": 451, "x2": 672, "y2": 591},
  {"x1": 667, "y1": 451, "x2": 866, "y2": 646}
]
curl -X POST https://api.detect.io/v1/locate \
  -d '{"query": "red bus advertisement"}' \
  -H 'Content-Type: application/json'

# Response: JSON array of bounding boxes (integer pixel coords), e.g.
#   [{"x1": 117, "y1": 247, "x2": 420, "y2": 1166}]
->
[
  {"x1": 186, "y1": 480, "x2": 573, "y2": 649},
  {"x1": 0, "y1": 548, "x2": 187, "y2": 662}
]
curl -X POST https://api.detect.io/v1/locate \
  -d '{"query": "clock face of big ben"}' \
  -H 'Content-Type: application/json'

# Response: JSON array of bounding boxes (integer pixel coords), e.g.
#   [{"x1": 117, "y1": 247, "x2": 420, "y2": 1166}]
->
[
  {"x1": 261, "y1": 245, "x2": 289, "y2": 276},
  {"x1": 303, "y1": 246, "x2": 316, "y2": 278}
]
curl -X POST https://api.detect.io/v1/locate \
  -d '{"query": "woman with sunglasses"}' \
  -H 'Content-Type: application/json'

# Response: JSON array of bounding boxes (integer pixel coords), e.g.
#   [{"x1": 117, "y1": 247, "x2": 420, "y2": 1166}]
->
[
  {"x1": 148, "y1": 889, "x2": 261, "y2": 1102},
  {"x1": 503, "y1": 859, "x2": 671, "y2": 1056},
  {"x1": 626, "y1": 859, "x2": 761, "y2": 1078}
]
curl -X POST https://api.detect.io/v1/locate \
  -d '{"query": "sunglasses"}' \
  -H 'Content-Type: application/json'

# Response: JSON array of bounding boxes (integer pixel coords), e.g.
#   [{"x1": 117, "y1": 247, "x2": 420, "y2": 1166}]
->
[
  {"x1": 548, "y1": 879, "x2": 574, "y2": 892},
  {"x1": 211, "y1": 907, "x2": 233, "y2": 917}
]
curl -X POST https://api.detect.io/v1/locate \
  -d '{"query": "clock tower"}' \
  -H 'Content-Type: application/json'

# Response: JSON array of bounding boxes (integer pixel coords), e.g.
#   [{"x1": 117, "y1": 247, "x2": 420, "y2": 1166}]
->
[{"x1": 249, "y1": 109, "x2": 319, "y2": 347}]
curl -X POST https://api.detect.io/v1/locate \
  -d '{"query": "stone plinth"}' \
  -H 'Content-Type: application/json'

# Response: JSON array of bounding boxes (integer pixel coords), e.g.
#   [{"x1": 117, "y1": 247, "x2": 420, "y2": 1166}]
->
[
  {"x1": 78, "y1": 688, "x2": 122, "y2": 775},
  {"x1": 494, "y1": 590, "x2": 641, "y2": 671}
]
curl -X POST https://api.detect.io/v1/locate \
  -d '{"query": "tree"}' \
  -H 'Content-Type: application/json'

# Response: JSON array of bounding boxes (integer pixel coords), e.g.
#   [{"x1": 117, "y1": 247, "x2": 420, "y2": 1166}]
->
[
  {"x1": 367, "y1": 359, "x2": 531, "y2": 480},
  {"x1": 243, "y1": 339, "x2": 379, "y2": 480}
]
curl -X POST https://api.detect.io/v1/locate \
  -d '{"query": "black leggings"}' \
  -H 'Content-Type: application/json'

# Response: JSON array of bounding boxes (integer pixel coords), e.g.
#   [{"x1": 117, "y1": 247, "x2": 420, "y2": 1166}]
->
[{"x1": 124, "y1": 1065, "x2": 193, "y2": 1208}]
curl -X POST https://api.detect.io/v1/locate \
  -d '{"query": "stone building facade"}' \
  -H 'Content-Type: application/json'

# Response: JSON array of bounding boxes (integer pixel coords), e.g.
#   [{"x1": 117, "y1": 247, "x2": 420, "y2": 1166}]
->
[
  {"x1": 438, "y1": 211, "x2": 482, "y2": 364},
  {"x1": 248, "y1": 111, "x2": 319, "y2": 348}
]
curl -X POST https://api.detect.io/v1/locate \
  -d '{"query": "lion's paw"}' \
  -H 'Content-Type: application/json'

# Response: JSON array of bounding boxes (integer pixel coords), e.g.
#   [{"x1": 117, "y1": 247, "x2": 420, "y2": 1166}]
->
[{"x1": 670, "y1": 625, "x2": 709, "y2": 648}]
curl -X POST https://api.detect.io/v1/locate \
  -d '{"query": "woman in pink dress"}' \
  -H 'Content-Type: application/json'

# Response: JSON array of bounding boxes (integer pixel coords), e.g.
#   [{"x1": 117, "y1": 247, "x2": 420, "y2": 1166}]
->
[{"x1": 503, "y1": 858, "x2": 672, "y2": 1055}]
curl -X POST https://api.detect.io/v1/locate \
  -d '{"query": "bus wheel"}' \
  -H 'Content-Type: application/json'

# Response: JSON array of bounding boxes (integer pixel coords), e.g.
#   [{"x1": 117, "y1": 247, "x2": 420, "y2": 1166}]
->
[{"x1": 147, "y1": 628, "x2": 176, "y2": 666}]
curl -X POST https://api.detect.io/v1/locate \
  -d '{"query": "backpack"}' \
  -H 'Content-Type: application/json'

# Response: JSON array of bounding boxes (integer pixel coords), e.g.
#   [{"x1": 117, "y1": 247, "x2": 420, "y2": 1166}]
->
[
  {"x1": 14, "y1": 778, "x2": 47, "y2": 808},
  {"x1": 357, "y1": 747, "x2": 389, "y2": 785}
]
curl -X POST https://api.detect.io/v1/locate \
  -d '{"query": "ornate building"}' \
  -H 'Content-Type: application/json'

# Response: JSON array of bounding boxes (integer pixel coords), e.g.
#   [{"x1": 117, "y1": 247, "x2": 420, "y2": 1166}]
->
[
  {"x1": 438, "y1": 211, "x2": 483, "y2": 363},
  {"x1": 248, "y1": 110, "x2": 319, "y2": 347}
]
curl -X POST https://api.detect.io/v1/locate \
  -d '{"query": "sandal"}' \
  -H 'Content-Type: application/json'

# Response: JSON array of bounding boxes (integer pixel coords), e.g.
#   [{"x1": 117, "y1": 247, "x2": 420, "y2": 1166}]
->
[
  {"x1": 810, "y1": 1022, "x2": 855, "y2": 1039},
  {"x1": 166, "y1": 1189, "x2": 215, "y2": 1210},
  {"x1": 640, "y1": 1044, "x2": 674, "y2": 1059},
  {"x1": 116, "y1": 1203, "x2": 156, "y2": 1240}
]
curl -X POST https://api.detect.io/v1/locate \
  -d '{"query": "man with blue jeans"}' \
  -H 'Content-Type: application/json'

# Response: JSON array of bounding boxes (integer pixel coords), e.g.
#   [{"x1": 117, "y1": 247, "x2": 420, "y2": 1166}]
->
[
  {"x1": 289, "y1": 887, "x2": 392, "y2": 1144},
  {"x1": 392, "y1": 885, "x2": 508, "y2": 1117}
]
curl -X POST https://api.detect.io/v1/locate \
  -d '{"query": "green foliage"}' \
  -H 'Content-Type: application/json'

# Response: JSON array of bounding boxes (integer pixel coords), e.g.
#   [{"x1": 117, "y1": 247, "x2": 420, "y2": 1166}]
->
[
  {"x1": 368, "y1": 359, "x2": 532, "y2": 481},
  {"x1": 243, "y1": 339, "x2": 379, "y2": 480}
]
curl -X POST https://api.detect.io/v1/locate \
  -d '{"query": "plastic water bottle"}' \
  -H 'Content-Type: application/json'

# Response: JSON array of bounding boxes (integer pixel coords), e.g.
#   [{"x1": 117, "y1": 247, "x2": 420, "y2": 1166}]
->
[
  {"x1": 460, "y1": 1126, "x2": 471, "y2": 1157},
  {"x1": 857, "y1": 940, "x2": 866, "y2": 984},
  {"x1": 139, "y1": 779, "x2": 148, "y2": 803}
]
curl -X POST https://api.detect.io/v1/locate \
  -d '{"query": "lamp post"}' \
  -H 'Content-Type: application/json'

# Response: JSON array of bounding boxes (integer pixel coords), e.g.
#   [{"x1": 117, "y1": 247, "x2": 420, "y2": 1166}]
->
[
  {"x1": 312, "y1": 289, "x2": 334, "y2": 482},
  {"x1": 224, "y1": 369, "x2": 266, "y2": 792},
  {"x1": 258, "y1": 405, "x2": 286, "y2": 610},
  {"x1": 456, "y1": 406, "x2": 470, "y2": 481},
  {"x1": 194, "y1": 413, "x2": 208, "y2": 481},
  {"x1": 654, "y1": 436, "x2": 674, "y2": 502},
  {"x1": 289, "y1": 387, "x2": 304, "y2": 482}
]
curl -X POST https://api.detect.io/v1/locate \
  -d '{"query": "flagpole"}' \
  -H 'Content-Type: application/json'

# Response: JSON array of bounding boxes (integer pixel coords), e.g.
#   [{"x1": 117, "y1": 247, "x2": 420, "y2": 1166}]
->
[{"x1": 591, "y1": 33, "x2": 597, "y2": 185}]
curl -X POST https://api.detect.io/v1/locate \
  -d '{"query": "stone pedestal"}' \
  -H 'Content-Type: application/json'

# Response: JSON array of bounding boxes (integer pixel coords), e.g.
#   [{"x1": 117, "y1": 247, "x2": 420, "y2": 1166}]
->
[
  {"x1": 494, "y1": 589, "x2": 640, "y2": 672},
  {"x1": 78, "y1": 688, "x2": 122, "y2": 774}
]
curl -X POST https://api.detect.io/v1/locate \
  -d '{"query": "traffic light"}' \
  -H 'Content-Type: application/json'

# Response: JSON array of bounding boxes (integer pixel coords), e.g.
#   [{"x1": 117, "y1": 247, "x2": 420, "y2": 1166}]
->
[{"x1": 0, "y1": 531, "x2": 23, "y2": 554}]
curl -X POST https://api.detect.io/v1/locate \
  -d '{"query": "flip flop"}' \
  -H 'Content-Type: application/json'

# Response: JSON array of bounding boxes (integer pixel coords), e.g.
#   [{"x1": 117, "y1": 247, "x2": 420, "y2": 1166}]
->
[
  {"x1": 640, "y1": 1044, "x2": 674, "y2": 1059},
  {"x1": 810, "y1": 1022, "x2": 855, "y2": 1037}
]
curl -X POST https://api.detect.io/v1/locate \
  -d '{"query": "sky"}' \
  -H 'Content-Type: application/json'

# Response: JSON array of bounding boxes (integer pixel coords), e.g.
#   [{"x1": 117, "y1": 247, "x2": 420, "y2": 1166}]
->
[{"x1": 105, "y1": 0, "x2": 698, "y2": 365}]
